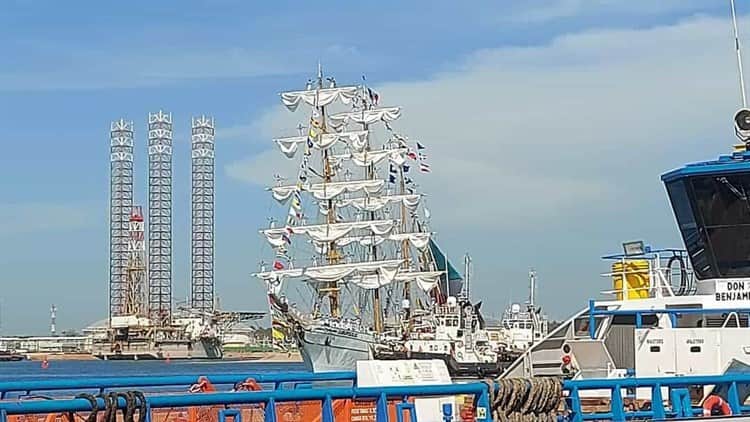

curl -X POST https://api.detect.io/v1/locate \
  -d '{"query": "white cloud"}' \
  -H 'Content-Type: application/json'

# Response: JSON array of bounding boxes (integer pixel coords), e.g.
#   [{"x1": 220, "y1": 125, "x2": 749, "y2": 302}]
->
[
  {"x1": 228, "y1": 15, "x2": 741, "y2": 229},
  {"x1": 226, "y1": 15, "x2": 747, "y2": 317},
  {"x1": 0, "y1": 201, "x2": 100, "y2": 235},
  {"x1": 504, "y1": 0, "x2": 713, "y2": 23}
]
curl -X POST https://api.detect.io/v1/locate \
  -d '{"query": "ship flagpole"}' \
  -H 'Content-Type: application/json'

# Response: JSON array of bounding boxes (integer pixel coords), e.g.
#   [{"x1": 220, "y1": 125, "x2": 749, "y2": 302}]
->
[{"x1": 731, "y1": 0, "x2": 748, "y2": 107}]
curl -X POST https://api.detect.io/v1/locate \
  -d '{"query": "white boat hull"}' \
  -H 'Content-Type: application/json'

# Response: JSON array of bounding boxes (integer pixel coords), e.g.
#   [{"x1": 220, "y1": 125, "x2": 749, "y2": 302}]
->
[{"x1": 296, "y1": 327, "x2": 375, "y2": 372}]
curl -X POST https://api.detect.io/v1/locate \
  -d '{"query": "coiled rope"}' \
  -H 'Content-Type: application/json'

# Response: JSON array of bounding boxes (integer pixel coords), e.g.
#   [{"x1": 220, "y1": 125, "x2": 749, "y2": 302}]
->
[
  {"x1": 96, "y1": 391, "x2": 147, "y2": 422},
  {"x1": 74, "y1": 393, "x2": 99, "y2": 422},
  {"x1": 491, "y1": 377, "x2": 562, "y2": 422}
]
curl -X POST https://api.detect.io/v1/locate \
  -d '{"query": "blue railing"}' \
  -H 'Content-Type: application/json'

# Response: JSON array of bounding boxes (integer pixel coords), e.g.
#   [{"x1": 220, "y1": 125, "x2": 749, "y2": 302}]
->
[
  {"x1": 0, "y1": 371, "x2": 355, "y2": 399},
  {"x1": 0, "y1": 380, "x2": 492, "y2": 422},
  {"x1": 586, "y1": 299, "x2": 750, "y2": 339},
  {"x1": 563, "y1": 373, "x2": 750, "y2": 421},
  {"x1": 3, "y1": 371, "x2": 750, "y2": 421}
]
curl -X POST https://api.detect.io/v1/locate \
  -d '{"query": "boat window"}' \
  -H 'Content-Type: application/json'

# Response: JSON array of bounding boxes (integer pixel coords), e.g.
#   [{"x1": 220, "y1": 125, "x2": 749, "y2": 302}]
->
[
  {"x1": 574, "y1": 316, "x2": 605, "y2": 337},
  {"x1": 650, "y1": 346, "x2": 661, "y2": 352},
  {"x1": 525, "y1": 322, "x2": 533, "y2": 329},
  {"x1": 612, "y1": 314, "x2": 658, "y2": 327},
  {"x1": 667, "y1": 173, "x2": 750, "y2": 278},
  {"x1": 690, "y1": 346, "x2": 701, "y2": 353}
]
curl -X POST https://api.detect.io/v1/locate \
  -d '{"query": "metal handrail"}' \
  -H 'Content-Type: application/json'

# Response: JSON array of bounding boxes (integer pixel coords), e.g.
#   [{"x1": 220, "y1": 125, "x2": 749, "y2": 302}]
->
[
  {"x1": 0, "y1": 371, "x2": 355, "y2": 399},
  {"x1": 4, "y1": 371, "x2": 750, "y2": 421}
]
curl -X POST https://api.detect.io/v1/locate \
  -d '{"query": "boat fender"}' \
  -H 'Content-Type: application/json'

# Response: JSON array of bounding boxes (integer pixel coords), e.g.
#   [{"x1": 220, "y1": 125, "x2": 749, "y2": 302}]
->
[
  {"x1": 457, "y1": 351, "x2": 463, "y2": 360},
  {"x1": 702, "y1": 395, "x2": 732, "y2": 416}
]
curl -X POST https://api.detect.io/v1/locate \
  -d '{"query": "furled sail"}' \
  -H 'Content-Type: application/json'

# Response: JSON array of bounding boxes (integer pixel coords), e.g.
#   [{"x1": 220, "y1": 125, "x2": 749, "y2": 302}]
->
[
  {"x1": 280, "y1": 86, "x2": 358, "y2": 111},
  {"x1": 328, "y1": 107, "x2": 402, "y2": 129},
  {"x1": 330, "y1": 148, "x2": 407, "y2": 167},
  {"x1": 262, "y1": 220, "x2": 396, "y2": 246},
  {"x1": 274, "y1": 130, "x2": 369, "y2": 158},
  {"x1": 255, "y1": 259, "x2": 404, "y2": 284},
  {"x1": 394, "y1": 271, "x2": 445, "y2": 292},
  {"x1": 316, "y1": 231, "x2": 432, "y2": 249},
  {"x1": 271, "y1": 179, "x2": 385, "y2": 202},
  {"x1": 337, "y1": 194, "x2": 421, "y2": 212},
  {"x1": 429, "y1": 239, "x2": 463, "y2": 297}
]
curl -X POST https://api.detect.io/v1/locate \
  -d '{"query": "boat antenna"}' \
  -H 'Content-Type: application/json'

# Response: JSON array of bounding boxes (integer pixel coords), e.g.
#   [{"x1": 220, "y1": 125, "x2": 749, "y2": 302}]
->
[
  {"x1": 529, "y1": 269, "x2": 536, "y2": 309},
  {"x1": 731, "y1": 0, "x2": 748, "y2": 108},
  {"x1": 464, "y1": 253, "x2": 471, "y2": 299}
]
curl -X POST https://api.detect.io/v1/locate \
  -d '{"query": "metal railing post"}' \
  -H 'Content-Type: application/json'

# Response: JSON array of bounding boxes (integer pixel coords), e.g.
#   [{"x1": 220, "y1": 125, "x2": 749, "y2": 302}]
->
[
  {"x1": 264, "y1": 398, "x2": 277, "y2": 422},
  {"x1": 588, "y1": 299, "x2": 596, "y2": 339},
  {"x1": 322, "y1": 395, "x2": 334, "y2": 422},
  {"x1": 376, "y1": 392, "x2": 389, "y2": 422},
  {"x1": 651, "y1": 383, "x2": 665, "y2": 420}
]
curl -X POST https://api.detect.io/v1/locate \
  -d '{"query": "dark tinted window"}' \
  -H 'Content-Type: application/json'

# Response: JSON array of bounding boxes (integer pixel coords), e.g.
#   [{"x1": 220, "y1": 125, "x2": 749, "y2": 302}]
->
[
  {"x1": 666, "y1": 173, "x2": 750, "y2": 278},
  {"x1": 666, "y1": 180, "x2": 711, "y2": 276}
]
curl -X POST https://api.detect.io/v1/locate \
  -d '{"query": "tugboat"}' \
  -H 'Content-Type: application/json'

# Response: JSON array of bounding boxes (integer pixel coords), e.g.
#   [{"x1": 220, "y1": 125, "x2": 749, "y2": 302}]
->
[
  {"x1": 505, "y1": 5, "x2": 750, "y2": 399},
  {"x1": 499, "y1": 270, "x2": 549, "y2": 353}
]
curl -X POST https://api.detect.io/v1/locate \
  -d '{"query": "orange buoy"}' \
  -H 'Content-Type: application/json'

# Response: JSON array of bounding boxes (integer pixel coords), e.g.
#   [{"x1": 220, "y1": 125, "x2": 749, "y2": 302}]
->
[
  {"x1": 41, "y1": 358, "x2": 49, "y2": 369},
  {"x1": 703, "y1": 395, "x2": 732, "y2": 416}
]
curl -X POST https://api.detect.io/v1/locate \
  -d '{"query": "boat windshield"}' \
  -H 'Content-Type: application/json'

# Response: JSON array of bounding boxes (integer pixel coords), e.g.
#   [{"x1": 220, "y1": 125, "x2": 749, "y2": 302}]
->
[{"x1": 666, "y1": 171, "x2": 750, "y2": 279}]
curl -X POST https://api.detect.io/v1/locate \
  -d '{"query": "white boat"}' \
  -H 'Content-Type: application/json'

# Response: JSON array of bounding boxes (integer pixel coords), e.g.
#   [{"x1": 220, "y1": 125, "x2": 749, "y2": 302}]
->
[
  {"x1": 500, "y1": 270, "x2": 549, "y2": 352},
  {"x1": 503, "y1": 108, "x2": 750, "y2": 403}
]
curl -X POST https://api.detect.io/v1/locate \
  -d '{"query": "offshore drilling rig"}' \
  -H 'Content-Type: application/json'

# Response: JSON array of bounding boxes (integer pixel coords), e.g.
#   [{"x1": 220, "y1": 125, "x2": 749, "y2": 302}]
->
[{"x1": 94, "y1": 113, "x2": 261, "y2": 360}]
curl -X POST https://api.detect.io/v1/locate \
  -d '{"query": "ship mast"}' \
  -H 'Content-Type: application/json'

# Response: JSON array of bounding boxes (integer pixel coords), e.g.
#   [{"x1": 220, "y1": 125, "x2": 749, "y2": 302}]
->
[
  {"x1": 361, "y1": 112, "x2": 384, "y2": 333},
  {"x1": 318, "y1": 64, "x2": 341, "y2": 318},
  {"x1": 399, "y1": 158, "x2": 411, "y2": 321}
]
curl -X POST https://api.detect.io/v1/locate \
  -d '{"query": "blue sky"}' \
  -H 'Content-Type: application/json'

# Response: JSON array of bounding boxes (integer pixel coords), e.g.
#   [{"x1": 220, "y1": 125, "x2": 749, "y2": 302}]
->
[{"x1": 0, "y1": 0, "x2": 743, "y2": 333}]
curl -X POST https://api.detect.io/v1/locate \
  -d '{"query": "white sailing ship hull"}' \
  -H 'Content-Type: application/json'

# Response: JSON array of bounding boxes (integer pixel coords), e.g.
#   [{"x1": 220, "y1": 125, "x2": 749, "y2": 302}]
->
[{"x1": 296, "y1": 326, "x2": 376, "y2": 372}]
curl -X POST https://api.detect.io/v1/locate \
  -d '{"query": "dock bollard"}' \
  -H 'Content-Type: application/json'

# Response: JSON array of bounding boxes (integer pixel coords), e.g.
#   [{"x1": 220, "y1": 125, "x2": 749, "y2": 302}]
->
[{"x1": 442, "y1": 402, "x2": 453, "y2": 421}]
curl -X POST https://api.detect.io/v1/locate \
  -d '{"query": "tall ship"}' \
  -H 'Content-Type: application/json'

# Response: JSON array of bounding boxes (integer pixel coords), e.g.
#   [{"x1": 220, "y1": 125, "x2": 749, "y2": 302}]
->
[{"x1": 255, "y1": 67, "x2": 497, "y2": 374}]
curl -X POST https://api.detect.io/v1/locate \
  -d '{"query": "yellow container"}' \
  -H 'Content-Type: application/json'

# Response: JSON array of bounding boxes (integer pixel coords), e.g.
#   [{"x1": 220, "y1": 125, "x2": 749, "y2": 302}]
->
[{"x1": 612, "y1": 260, "x2": 650, "y2": 300}]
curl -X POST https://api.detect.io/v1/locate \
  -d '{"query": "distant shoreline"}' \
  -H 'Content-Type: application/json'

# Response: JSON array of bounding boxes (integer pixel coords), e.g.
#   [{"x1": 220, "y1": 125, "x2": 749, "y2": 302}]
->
[{"x1": 23, "y1": 351, "x2": 302, "y2": 362}]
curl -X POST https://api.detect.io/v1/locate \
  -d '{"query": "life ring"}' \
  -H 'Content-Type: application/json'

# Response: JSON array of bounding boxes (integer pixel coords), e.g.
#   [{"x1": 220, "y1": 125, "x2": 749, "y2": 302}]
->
[{"x1": 702, "y1": 395, "x2": 732, "y2": 416}]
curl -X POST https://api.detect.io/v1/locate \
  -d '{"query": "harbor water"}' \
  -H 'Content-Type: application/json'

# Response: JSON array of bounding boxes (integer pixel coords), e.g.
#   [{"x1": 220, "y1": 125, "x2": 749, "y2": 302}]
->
[{"x1": 0, "y1": 360, "x2": 305, "y2": 381}]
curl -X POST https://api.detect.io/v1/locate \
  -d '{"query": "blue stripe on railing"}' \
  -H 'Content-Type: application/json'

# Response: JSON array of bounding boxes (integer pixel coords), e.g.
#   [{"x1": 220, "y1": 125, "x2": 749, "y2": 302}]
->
[{"x1": 0, "y1": 371, "x2": 355, "y2": 398}]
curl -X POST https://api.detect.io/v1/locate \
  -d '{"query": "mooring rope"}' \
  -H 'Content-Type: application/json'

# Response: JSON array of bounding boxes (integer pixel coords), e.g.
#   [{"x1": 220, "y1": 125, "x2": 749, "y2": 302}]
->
[
  {"x1": 491, "y1": 377, "x2": 563, "y2": 422},
  {"x1": 74, "y1": 393, "x2": 99, "y2": 422}
]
